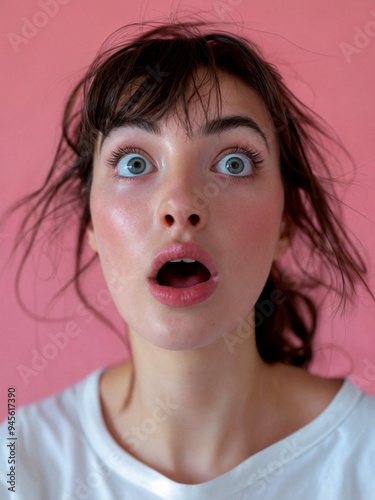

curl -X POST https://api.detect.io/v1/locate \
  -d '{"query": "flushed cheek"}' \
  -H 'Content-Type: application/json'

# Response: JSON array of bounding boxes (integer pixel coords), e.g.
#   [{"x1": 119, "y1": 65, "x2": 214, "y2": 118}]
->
[
  {"x1": 220, "y1": 196, "x2": 283, "y2": 292},
  {"x1": 90, "y1": 188, "x2": 150, "y2": 292},
  {"x1": 238, "y1": 201, "x2": 281, "y2": 253}
]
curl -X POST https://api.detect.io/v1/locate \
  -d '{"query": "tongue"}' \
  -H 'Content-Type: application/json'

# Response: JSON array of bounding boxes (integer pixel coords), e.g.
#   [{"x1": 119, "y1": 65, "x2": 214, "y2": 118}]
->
[{"x1": 157, "y1": 262, "x2": 211, "y2": 288}]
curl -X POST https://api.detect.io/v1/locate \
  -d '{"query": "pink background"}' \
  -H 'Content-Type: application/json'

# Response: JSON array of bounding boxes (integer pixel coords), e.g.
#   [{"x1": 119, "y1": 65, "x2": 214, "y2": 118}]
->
[{"x1": 1, "y1": 0, "x2": 375, "y2": 421}]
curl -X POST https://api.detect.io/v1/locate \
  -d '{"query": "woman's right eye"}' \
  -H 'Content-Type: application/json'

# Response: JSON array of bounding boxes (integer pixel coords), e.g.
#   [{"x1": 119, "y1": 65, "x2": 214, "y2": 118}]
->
[
  {"x1": 106, "y1": 146, "x2": 153, "y2": 179},
  {"x1": 117, "y1": 153, "x2": 153, "y2": 178}
]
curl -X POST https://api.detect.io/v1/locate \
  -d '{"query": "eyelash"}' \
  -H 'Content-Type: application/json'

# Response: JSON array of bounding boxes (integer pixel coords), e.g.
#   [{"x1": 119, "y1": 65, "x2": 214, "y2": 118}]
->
[{"x1": 106, "y1": 145, "x2": 264, "y2": 182}]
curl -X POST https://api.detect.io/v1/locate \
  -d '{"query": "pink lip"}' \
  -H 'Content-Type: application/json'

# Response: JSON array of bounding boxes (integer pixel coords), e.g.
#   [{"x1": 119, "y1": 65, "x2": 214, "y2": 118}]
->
[{"x1": 148, "y1": 242, "x2": 219, "y2": 307}]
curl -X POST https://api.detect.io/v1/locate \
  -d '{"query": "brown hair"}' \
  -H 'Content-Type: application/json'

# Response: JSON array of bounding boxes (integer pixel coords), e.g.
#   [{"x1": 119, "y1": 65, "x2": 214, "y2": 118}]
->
[{"x1": 2, "y1": 20, "x2": 373, "y2": 367}]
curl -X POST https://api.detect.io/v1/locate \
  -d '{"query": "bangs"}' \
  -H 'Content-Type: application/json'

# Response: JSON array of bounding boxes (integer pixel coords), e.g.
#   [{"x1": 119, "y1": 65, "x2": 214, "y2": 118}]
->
[{"x1": 85, "y1": 37, "x2": 230, "y2": 143}]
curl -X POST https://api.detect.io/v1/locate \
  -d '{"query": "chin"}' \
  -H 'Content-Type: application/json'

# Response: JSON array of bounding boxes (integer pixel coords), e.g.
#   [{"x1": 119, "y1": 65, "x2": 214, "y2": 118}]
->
[{"x1": 129, "y1": 316, "x2": 223, "y2": 352}]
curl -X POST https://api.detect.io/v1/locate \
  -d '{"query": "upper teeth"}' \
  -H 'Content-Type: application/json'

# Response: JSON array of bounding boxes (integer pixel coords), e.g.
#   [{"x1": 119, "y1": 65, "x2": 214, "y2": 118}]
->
[{"x1": 169, "y1": 258, "x2": 196, "y2": 263}]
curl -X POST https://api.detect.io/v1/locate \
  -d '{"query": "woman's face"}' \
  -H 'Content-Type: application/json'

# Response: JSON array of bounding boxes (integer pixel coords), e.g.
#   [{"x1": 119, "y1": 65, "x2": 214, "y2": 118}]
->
[{"x1": 88, "y1": 71, "x2": 289, "y2": 350}]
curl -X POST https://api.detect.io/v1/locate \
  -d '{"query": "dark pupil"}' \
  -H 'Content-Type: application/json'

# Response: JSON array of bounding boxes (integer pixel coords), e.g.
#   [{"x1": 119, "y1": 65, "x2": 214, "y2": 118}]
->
[
  {"x1": 128, "y1": 157, "x2": 146, "y2": 174},
  {"x1": 226, "y1": 157, "x2": 244, "y2": 174}
]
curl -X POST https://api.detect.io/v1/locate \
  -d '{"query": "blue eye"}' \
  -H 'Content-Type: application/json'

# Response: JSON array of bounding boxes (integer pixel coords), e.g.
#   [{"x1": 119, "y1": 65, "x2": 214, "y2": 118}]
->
[
  {"x1": 215, "y1": 147, "x2": 263, "y2": 178},
  {"x1": 118, "y1": 154, "x2": 151, "y2": 177},
  {"x1": 217, "y1": 154, "x2": 249, "y2": 176},
  {"x1": 106, "y1": 147, "x2": 153, "y2": 178}
]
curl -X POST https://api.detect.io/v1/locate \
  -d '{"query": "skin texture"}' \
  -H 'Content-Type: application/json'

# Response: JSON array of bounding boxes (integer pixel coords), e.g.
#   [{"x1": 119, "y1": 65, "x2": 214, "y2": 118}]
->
[{"x1": 87, "y1": 71, "x2": 343, "y2": 484}]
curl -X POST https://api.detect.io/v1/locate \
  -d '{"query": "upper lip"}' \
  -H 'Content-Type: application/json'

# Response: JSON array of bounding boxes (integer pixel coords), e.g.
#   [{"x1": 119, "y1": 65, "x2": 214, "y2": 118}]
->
[{"x1": 149, "y1": 242, "x2": 219, "y2": 280}]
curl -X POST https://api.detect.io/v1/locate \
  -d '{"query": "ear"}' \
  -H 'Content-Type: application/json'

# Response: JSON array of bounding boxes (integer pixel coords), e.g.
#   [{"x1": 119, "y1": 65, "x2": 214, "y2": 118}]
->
[
  {"x1": 87, "y1": 220, "x2": 98, "y2": 253},
  {"x1": 273, "y1": 214, "x2": 293, "y2": 261}
]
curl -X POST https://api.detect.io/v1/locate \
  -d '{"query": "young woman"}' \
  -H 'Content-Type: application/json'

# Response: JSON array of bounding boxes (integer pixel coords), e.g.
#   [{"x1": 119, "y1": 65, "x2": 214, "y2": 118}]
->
[{"x1": 1, "y1": 20, "x2": 374, "y2": 500}]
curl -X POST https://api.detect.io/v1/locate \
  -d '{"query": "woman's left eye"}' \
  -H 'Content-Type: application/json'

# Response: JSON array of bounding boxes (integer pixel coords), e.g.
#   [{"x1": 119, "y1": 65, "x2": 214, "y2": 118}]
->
[{"x1": 215, "y1": 148, "x2": 263, "y2": 179}]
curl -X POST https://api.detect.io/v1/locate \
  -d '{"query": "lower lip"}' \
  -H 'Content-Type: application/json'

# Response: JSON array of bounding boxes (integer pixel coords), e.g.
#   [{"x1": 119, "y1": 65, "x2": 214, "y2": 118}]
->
[{"x1": 147, "y1": 276, "x2": 219, "y2": 307}]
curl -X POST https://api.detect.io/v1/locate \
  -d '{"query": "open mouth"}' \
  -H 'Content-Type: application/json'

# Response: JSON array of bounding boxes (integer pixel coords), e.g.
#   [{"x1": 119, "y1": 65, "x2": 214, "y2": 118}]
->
[{"x1": 156, "y1": 259, "x2": 212, "y2": 288}]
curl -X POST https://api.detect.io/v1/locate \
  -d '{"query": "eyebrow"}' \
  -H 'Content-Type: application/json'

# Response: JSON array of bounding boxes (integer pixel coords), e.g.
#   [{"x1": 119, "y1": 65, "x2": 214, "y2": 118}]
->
[{"x1": 99, "y1": 115, "x2": 269, "y2": 152}]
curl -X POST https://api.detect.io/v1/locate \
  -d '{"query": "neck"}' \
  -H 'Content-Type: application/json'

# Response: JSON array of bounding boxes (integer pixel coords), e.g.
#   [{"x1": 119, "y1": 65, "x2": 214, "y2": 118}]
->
[{"x1": 113, "y1": 322, "x2": 282, "y2": 481}]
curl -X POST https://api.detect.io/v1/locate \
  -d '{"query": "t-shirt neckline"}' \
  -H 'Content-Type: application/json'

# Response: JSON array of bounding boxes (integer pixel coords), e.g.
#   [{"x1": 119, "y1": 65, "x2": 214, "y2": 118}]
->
[{"x1": 79, "y1": 366, "x2": 362, "y2": 500}]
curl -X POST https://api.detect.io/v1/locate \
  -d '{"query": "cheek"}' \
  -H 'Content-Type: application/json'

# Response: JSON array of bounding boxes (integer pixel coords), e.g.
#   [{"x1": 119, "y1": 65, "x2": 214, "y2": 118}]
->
[
  {"x1": 219, "y1": 184, "x2": 284, "y2": 287},
  {"x1": 225, "y1": 185, "x2": 283, "y2": 250},
  {"x1": 89, "y1": 185, "x2": 149, "y2": 277},
  {"x1": 243, "y1": 201, "x2": 281, "y2": 247}
]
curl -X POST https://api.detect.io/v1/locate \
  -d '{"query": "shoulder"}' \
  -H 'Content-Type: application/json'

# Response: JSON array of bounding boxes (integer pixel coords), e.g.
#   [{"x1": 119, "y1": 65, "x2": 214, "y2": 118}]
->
[
  {"x1": 246, "y1": 380, "x2": 375, "y2": 500},
  {"x1": 341, "y1": 382, "x2": 375, "y2": 446},
  {"x1": 254, "y1": 368, "x2": 375, "y2": 498},
  {"x1": 270, "y1": 363, "x2": 375, "y2": 450},
  {"x1": 0, "y1": 367, "x2": 105, "y2": 499},
  {"x1": 1, "y1": 367, "x2": 104, "y2": 457},
  {"x1": 20, "y1": 367, "x2": 101, "y2": 420},
  {"x1": 287, "y1": 367, "x2": 375, "y2": 455}
]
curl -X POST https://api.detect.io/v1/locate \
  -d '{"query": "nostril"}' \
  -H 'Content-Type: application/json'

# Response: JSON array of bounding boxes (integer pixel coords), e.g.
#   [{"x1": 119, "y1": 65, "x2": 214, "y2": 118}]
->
[
  {"x1": 189, "y1": 214, "x2": 199, "y2": 226},
  {"x1": 165, "y1": 214, "x2": 174, "y2": 226}
]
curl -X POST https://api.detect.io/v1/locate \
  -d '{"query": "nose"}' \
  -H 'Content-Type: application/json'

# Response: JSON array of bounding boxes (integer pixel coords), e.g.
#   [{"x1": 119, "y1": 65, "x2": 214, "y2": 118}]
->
[{"x1": 155, "y1": 179, "x2": 209, "y2": 233}]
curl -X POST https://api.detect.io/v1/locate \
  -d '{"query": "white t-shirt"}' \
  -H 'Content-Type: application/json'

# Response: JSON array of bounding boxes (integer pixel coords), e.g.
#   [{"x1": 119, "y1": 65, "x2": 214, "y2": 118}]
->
[{"x1": 1, "y1": 366, "x2": 375, "y2": 500}]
